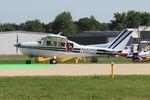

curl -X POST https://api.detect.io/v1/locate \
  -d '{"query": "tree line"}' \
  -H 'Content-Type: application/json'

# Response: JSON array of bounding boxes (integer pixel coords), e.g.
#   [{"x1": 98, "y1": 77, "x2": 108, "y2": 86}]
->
[{"x1": 1, "y1": 10, "x2": 150, "y2": 36}]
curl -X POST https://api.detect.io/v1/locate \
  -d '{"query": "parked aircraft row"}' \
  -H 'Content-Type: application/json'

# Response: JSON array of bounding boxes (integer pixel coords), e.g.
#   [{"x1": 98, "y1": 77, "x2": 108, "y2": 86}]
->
[{"x1": 118, "y1": 42, "x2": 150, "y2": 62}]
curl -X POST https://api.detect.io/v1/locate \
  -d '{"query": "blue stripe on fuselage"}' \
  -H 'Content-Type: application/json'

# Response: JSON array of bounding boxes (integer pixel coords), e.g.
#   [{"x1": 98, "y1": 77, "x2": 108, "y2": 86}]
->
[{"x1": 91, "y1": 45, "x2": 109, "y2": 48}]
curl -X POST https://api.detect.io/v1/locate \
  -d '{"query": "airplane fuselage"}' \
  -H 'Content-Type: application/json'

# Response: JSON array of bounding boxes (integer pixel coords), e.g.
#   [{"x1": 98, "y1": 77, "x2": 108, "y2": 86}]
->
[{"x1": 18, "y1": 41, "x2": 115, "y2": 58}]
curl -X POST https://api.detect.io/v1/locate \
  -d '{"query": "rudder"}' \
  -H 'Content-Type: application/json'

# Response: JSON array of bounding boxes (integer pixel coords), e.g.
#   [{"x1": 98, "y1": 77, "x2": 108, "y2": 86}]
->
[{"x1": 108, "y1": 29, "x2": 133, "y2": 51}]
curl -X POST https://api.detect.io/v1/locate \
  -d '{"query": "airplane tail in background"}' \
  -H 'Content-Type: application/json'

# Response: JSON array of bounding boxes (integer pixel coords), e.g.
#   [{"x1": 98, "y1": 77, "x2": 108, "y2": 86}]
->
[{"x1": 107, "y1": 29, "x2": 133, "y2": 51}]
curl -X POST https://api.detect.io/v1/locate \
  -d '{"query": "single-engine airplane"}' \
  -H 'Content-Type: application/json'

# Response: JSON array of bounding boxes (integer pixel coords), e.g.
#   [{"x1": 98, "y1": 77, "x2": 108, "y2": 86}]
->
[{"x1": 14, "y1": 29, "x2": 133, "y2": 64}]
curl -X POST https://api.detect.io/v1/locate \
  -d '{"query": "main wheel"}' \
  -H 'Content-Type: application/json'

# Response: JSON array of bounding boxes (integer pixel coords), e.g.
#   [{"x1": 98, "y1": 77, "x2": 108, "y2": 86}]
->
[
  {"x1": 91, "y1": 57, "x2": 98, "y2": 63},
  {"x1": 49, "y1": 59, "x2": 57, "y2": 64},
  {"x1": 26, "y1": 60, "x2": 31, "y2": 64}
]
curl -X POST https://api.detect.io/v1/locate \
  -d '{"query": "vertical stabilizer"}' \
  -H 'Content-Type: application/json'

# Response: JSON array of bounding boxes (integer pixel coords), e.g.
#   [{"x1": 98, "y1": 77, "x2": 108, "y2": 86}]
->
[{"x1": 108, "y1": 29, "x2": 133, "y2": 50}]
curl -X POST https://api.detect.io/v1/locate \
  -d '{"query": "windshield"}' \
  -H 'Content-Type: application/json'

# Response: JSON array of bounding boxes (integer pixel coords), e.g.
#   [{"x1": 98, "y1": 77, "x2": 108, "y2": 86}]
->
[{"x1": 43, "y1": 36, "x2": 68, "y2": 47}]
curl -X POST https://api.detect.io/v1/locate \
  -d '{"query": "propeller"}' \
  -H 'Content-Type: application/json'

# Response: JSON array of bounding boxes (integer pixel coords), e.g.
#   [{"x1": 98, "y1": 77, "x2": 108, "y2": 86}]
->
[{"x1": 14, "y1": 34, "x2": 21, "y2": 55}]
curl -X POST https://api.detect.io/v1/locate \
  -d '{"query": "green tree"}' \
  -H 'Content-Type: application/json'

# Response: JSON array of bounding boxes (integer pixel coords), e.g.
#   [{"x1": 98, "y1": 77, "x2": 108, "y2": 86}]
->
[
  {"x1": 110, "y1": 12, "x2": 127, "y2": 30},
  {"x1": 44, "y1": 23, "x2": 53, "y2": 33},
  {"x1": 78, "y1": 16, "x2": 100, "y2": 32},
  {"x1": 74, "y1": 21, "x2": 80, "y2": 33},
  {"x1": 0, "y1": 24, "x2": 3, "y2": 32},
  {"x1": 140, "y1": 12, "x2": 150, "y2": 26},
  {"x1": 90, "y1": 16, "x2": 100, "y2": 30},
  {"x1": 110, "y1": 11, "x2": 150, "y2": 30},
  {"x1": 126, "y1": 11, "x2": 141, "y2": 28},
  {"x1": 100, "y1": 23, "x2": 111, "y2": 31},
  {"x1": 2, "y1": 23, "x2": 16, "y2": 31},
  {"x1": 21, "y1": 19, "x2": 45, "y2": 32},
  {"x1": 51, "y1": 12, "x2": 77, "y2": 36}
]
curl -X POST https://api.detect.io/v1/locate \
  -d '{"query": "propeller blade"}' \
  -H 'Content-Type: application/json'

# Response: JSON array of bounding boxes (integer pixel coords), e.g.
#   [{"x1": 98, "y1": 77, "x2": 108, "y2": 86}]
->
[
  {"x1": 16, "y1": 34, "x2": 18, "y2": 43},
  {"x1": 16, "y1": 34, "x2": 19, "y2": 55}
]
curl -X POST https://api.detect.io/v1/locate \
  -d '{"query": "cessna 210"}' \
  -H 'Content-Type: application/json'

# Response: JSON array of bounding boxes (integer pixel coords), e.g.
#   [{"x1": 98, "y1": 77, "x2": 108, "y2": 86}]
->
[{"x1": 14, "y1": 29, "x2": 133, "y2": 64}]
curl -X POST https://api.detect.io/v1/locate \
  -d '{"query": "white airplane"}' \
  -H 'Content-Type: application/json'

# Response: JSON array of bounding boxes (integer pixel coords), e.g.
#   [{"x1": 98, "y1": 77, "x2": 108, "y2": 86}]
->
[{"x1": 14, "y1": 29, "x2": 133, "y2": 64}]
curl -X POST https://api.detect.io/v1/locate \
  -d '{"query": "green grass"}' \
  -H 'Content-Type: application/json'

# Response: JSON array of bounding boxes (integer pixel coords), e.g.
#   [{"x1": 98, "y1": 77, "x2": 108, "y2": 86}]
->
[
  {"x1": 62, "y1": 56, "x2": 150, "y2": 64},
  {"x1": 0, "y1": 75, "x2": 150, "y2": 100},
  {"x1": 0, "y1": 55, "x2": 28, "y2": 64},
  {"x1": 0, "y1": 55, "x2": 45, "y2": 64},
  {"x1": 0, "y1": 55, "x2": 150, "y2": 64}
]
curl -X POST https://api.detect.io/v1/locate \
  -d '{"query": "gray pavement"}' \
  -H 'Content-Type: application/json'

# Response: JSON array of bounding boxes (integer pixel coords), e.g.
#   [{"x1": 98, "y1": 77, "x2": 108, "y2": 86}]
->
[{"x1": 0, "y1": 64, "x2": 150, "y2": 76}]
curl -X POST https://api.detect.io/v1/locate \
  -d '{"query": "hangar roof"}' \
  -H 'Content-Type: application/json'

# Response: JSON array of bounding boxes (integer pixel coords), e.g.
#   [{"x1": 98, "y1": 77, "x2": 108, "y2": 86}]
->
[
  {"x1": 0, "y1": 31, "x2": 49, "y2": 35},
  {"x1": 68, "y1": 31, "x2": 121, "y2": 37}
]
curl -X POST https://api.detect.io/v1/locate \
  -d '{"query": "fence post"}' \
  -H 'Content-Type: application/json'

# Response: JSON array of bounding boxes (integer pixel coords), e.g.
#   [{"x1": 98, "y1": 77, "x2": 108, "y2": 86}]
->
[{"x1": 111, "y1": 62, "x2": 115, "y2": 78}]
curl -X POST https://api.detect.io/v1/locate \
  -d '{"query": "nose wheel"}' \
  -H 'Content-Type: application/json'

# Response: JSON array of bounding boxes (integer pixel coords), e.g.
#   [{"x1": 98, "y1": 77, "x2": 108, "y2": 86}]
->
[
  {"x1": 49, "y1": 59, "x2": 57, "y2": 64},
  {"x1": 26, "y1": 60, "x2": 31, "y2": 64},
  {"x1": 25, "y1": 57, "x2": 32, "y2": 64}
]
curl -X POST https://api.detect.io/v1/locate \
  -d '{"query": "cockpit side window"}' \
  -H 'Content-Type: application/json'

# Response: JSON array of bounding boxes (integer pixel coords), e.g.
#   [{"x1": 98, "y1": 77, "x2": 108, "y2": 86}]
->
[
  {"x1": 67, "y1": 43, "x2": 73, "y2": 48},
  {"x1": 46, "y1": 41, "x2": 52, "y2": 46},
  {"x1": 53, "y1": 41, "x2": 57, "y2": 46},
  {"x1": 58, "y1": 42, "x2": 65, "y2": 47},
  {"x1": 46, "y1": 41, "x2": 57, "y2": 46}
]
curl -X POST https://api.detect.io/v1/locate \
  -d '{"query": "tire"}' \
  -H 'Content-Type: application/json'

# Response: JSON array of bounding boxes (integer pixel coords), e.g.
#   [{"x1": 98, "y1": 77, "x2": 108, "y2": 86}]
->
[
  {"x1": 91, "y1": 57, "x2": 98, "y2": 63},
  {"x1": 26, "y1": 60, "x2": 31, "y2": 64},
  {"x1": 50, "y1": 59, "x2": 57, "y2": 64}
]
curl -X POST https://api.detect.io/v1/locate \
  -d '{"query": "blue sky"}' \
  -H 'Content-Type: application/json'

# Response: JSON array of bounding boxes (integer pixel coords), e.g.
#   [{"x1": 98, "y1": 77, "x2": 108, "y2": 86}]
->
[{"x1": 0, "y1": 0, "x2": 150, "y2": 24}]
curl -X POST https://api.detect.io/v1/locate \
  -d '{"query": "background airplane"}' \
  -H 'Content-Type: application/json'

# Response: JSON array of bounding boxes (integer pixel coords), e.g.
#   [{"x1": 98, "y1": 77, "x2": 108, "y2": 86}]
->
[{"x1": 119, "y1": 44, "x2": 150, "y2": 62}]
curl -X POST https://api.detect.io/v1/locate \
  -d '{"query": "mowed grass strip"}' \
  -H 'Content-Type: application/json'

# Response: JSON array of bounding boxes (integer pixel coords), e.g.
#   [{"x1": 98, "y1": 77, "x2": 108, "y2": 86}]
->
[
  {"x1": 0, "y1": 55, "x2": 150, "y2": 64},
  {"x1": 0, "y1": 55, "x2": 143, "y2": 64},
  {"x1": 0, "y1": 75, "x2": 150, "y2": 100}
]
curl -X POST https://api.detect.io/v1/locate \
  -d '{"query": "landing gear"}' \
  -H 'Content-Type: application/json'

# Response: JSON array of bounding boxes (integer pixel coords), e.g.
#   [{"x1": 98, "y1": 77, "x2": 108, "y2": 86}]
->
[
  {"x1": 26, "y1": 60, "x2": 31, "y2": 64},
  {"x1": 49, "y1": 59, "x2": 57, "y2": 64},
  {"x1": 25, "y1": 56, "x2": 32, "y2": 64},
  {"x1": 91, "y1": 57, "x2": 98, "y2": 63}
]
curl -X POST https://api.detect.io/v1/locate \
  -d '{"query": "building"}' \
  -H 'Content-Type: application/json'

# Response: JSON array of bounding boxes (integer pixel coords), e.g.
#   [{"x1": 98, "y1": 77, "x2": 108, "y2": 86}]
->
[
  {"x1": 68, "y1": 27, "x2": 150, "y2": 46},
  {"x1": 68, "y1": 31, "x2": 121, "y2": 45},
  {"x1": 0, "y1": 31, "x2": 48, "y2": 55}
]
